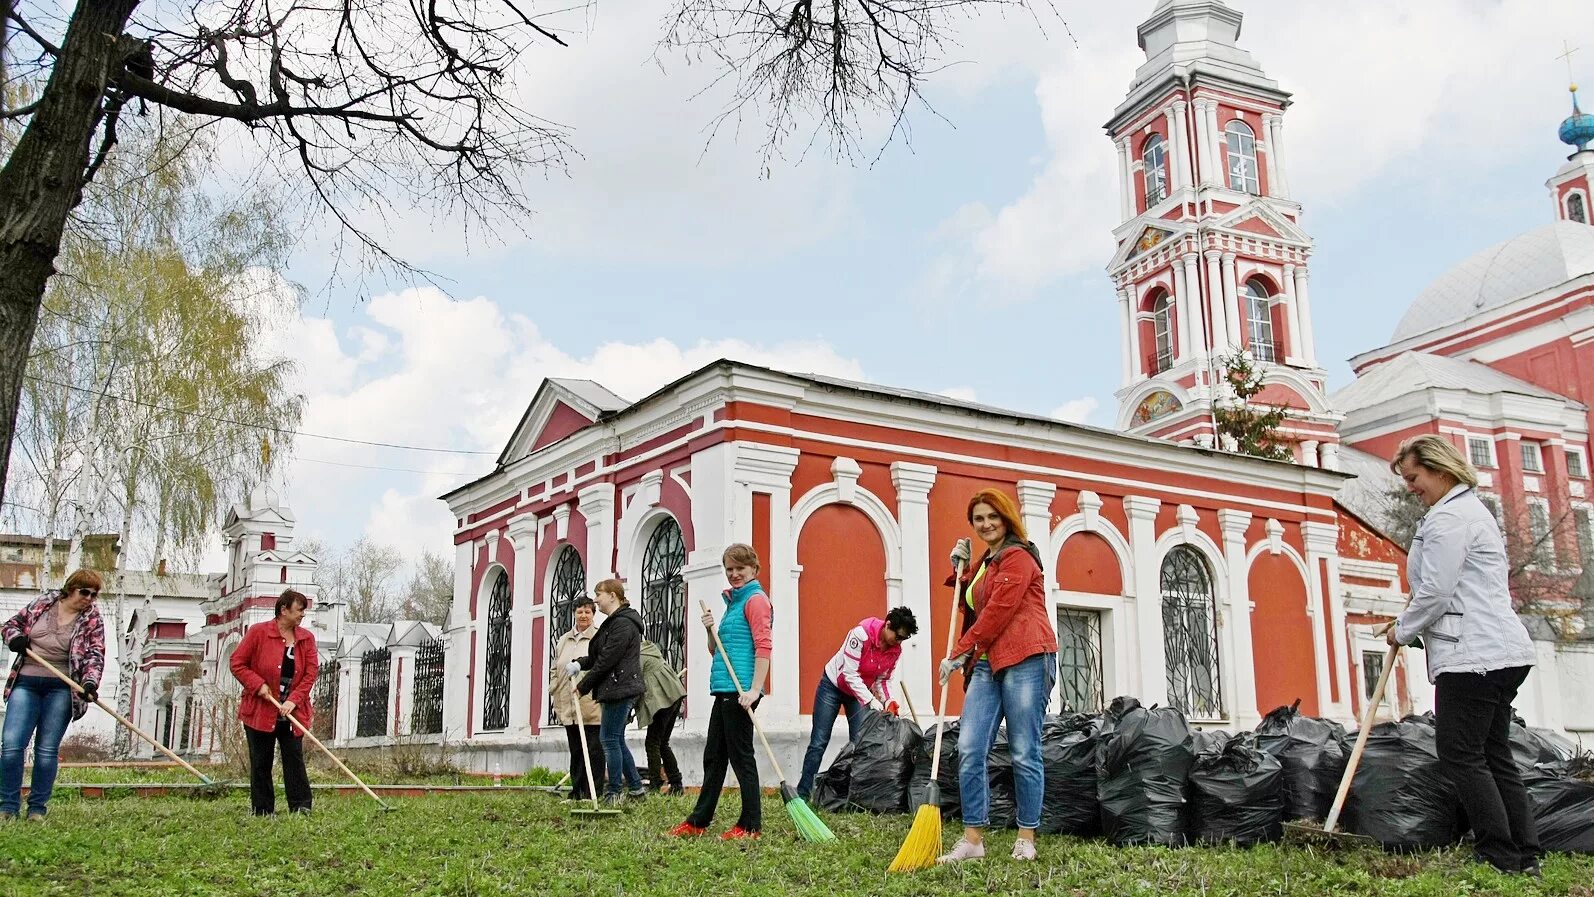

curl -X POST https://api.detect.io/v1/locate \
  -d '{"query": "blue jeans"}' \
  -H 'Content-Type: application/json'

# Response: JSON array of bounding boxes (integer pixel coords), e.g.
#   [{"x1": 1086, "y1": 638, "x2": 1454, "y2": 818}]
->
[
  {"x1": 797, "y1": 675, "x2": 863, "y2": 799},
  {"x1": 599, "y1": 698, "x2": 642, "y2": 796},
  {"x1": 1, "y1": 676, "x2": 75, "y2": 817},
  {"x1": 957, "y1": 653, "x2": 1055, "y2": 830}
]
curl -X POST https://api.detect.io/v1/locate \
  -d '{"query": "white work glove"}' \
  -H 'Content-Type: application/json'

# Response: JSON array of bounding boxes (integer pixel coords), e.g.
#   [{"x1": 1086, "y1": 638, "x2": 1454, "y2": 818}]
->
[
  {"x1": 939, "y1": 654, "x2": 968, "y2": 686},
  {"x1": 949, "y1": 538, "x2": 971, "y2": 570},
  {"x1": 866, "y1": 698, "x2": 884, "y2": 713},
  {"x1": 563, "y1": 661, "x2": 583, "y2": 678}
]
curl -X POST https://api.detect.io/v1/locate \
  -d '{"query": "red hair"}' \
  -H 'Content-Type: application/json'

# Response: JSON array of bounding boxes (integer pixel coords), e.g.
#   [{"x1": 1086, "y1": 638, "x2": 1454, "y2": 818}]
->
[{"x1": 966, "y1": 489, "x2": 1027, "y2": 542}]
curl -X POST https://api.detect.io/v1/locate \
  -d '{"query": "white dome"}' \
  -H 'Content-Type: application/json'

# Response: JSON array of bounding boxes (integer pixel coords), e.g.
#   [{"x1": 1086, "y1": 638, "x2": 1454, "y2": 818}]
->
[{"x1": 1391, "y1": 220, "x2": 1594, "y2": 342}]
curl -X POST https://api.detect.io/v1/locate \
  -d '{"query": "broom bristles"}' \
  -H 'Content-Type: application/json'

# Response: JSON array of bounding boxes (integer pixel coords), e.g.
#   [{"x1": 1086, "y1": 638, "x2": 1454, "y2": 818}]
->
[
  {"x1": 888, "y1": 804, "x2": 943, "y2": 872},
  {"x1": 784, "y1": 793, "x2": 836, "y2": 842}
]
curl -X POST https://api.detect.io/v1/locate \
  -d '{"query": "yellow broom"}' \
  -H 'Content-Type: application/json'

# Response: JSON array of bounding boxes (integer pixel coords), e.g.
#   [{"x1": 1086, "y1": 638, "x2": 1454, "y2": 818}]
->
[{"x1": 888, "y1": 559, "x2": 966, "y2": 872}]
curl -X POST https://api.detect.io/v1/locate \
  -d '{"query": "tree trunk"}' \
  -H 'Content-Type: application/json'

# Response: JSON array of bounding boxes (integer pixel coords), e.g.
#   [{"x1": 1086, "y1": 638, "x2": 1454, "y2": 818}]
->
[{"x1": 0, "y1": 0, "x2": 140, "y2": 510}]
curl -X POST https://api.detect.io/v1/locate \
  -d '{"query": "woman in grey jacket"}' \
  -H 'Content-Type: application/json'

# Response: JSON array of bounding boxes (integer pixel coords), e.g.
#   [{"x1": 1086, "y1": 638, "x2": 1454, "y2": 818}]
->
[{"x1": 1387, "y1": 435, "x2": 1540, "y2": 876}]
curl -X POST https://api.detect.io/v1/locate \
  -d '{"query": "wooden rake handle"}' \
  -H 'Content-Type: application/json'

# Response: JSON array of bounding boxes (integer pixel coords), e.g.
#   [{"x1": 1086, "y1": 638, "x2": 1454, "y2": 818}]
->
[
  {"x1": 698, "y1": 599, "x2": 789, "y2": 783},
  {"x1": 568, "y1": 677, "x2": 604, "y2": 811},
  {"x1": 1323, "y1": 641, "x2": 1400, "y2": 833},
  {"x1": 24, "y1": 648, "x2": 213, "y2": 785},
  {"x1": 260, "y1": 690, "x2": 391, "y2": 810},
  {"x1": 928, "y1": 559, "x2": 966, "y2": 782}
]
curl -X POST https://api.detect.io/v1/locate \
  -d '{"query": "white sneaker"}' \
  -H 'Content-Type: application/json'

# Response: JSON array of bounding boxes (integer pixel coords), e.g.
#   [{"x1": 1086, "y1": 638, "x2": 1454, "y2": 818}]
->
[
  {"x1": 1011, "y1": 838, "x2": 1037, "y2": 861},
  {"x1": 936, "y1": 838, "x2": 986, "y2": 864}
]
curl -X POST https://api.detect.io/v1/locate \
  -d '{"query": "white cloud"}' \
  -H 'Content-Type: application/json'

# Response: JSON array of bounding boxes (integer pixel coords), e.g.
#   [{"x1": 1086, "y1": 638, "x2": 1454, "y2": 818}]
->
[
  {"x1": 260, "y1": 287, "x2": 867, "y2": 568},
  {"x1": 1049, "y1": 396, "x2": 1098, "y2": 424}
]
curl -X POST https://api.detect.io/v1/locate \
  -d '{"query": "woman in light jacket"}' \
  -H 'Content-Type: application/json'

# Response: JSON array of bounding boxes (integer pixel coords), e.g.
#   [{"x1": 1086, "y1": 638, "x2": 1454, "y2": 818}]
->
[
  {"x1": 550, "y1": 596, "x2": 605, "y2": 801},
  {"x1": 1387, "y1": 435, "x2": 1540, "y2": 876}
]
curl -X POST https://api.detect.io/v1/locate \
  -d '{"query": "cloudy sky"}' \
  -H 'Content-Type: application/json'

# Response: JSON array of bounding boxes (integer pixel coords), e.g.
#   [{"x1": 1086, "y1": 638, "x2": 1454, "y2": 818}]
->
[{"x1": 225, "y1": 0, "x2": 1594, "y2": 577}]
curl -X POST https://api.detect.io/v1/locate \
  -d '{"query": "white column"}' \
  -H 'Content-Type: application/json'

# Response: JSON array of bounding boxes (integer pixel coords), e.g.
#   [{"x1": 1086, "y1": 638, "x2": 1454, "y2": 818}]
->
[
  {"x1": 473, "y1": 531, "x2": 499, "y2": 734},
  {"x1": 1124, "y1": 496, "x2": 1166, "y2": 706},
  {"x1": 1118, "y1": 288, "x2": 1134, "y2": 385},
  {"x1": 733, "y1": 443, "x2": 800, "y2": 718},
  {"x1": 1293, "y1": 266, "x2": 1317, "y2": 367},
  {"x1": 1116, "y1": 138, "x2": 1133, "y2": 220},
  {"x1": 1181, "y1": 252, "x2": 1205, "y2": 358},
  {"x1": 390, "y1": 644, "x2": 418, "y2": 736},
  {"x1": 1126, "y1": 282, "x2": 1144, "y2": 380},
  {"x1": 1221, "y1": 253, "x2": 1243, "y2": 356},
  {"x1": 337, "y1": 653, "x2": 362, "y2": 743},
  {"x1": 1217, "y1": 510, "x2": 1259, "y2": 729},
  {"x1": 1307, "y1": 520, "x2": 1354, "y2": 724},
  {"x1": 1171, "y1": 101, "x2": 1195, "y2": 188},
  {"x1": 1192, "y1": 100, "x2": 1215, "y2": 185},
  {"x1": 577, "y1": 483, "x2": 617, "y2": 588},
  {"x1": 1205, "y1": 102, "x2": 1225, "y2": 188},
  {"x1": 1268, "y1": 115, "x2": 1291, "y2": 198},
  {"x1": 441, "y1": 540, "x2": 474, "y2": 740},
  {"x1": 1163, "y1": 106, "x2": 1185, "y2": 191},
  {"x1": 1261, "y1": 113, "x2": 1282, "y2": 196},
  {"x1": 1172, "y1": 258, "x2": 1193, "y2": 363},
  {"x1": 1120, "y1": 137, "x2": 1138, "y2": 216},
  {"x1": 1018, "y1": 480, "x2": 1060, "y2": 695},
  {"x1": 1204, "y1": 250, "x2": 1228, "y2": 350},
  {"x1": 1298, "y1": 522, "x2": 1336, "y2": 722},
  {"x1": 684, "y1": 443, "x2": 734, "y2": 731},
  {"x1": 505, "y1": 515, "x2": 539, "y2": 736},
  {"x1": 1281, "y1": 263, "x2": 1303, "y2": 363},
  {"x1": 1300, "y1": 439, "x2": 1321, "y2": 469},
  {"x1": 891, "y1": 462, "x2": 938, "y2": 713}
]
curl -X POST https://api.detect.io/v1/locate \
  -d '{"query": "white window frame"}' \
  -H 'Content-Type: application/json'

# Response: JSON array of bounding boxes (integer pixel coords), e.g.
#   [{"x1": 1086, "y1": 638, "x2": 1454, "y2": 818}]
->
[
  {"x1": 1467, "y1": 436, "x2": 1496, "y2": 469},
  {"x1": 1564, "y1": 188, "x2": 1590, "y2": 225},
  {"x1": 1224, "y1": 120, "x2": 1260, "y2": 194},
  {"x1": 1521, "y1": 441, "x2": 1544, "y2": 473},
  {"x1": 1142, "y1": 134, "x2": 1169, "y2": 208},
  {"x1": 1567, "y1": 447, "x2": 1588, "y2": 479},
  {"x1": 1151, "y1": 293, "x2": 1174, "y2": 372},
  {"x1": 1243, "y1": 280, "x2": 1275, "y2": 362},
  {"x1": 1528, "y1": 497, "x2": 1555, "y2": 570}
]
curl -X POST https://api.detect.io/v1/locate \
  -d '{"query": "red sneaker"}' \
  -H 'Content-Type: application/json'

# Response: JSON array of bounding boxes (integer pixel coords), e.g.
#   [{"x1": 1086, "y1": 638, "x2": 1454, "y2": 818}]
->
[
  {"x1": 719, "y1": 826, "x2": 761, "y2": 841},
  {"x1": 668, "y1": 821, "x2": 707, "y2": 838}
]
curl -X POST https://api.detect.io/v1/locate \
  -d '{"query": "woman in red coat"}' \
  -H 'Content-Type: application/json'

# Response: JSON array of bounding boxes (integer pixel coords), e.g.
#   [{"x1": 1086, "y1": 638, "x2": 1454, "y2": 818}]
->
[{"x1": 230, "y1": 589, "x2": 318, "y2": 815}]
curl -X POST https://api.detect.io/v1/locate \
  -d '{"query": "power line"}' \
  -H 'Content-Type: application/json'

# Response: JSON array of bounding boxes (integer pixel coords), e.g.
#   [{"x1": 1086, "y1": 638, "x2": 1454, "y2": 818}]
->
[
  {"x1": 295, "y1": 456, "x2": 467, "y2": 476},
  {"x1": 23, "y1": 374, "x2": 495, "y2": 455}
]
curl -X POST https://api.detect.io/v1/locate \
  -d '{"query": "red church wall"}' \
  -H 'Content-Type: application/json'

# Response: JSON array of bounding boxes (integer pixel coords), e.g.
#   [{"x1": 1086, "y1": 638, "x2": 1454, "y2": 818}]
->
[
  {"x1": 532, "y1": 507, "x2": 588, "y2": 606},
  {"x1": 1249, "y1": 552, "x2": 1317, "y2": 715},
  {"x1": 529, "y1": 402, "x2": 596, "y2": 452},
  {"x1": 1343, "y1": 421, "x2": 1439, "y2": 465},
  {"x1": 1492, "y1": 336, "x2": 1585, "y2": 404},
  {"x1": 795, "y1": 504, "x2": 888, "y2": 713},
  {"x1": 1056, "y1": 532, "x2": 1123, "y2": 594},
  {"x1": 1254, "y1": 382, "x2": 1309, "y2": 410}
]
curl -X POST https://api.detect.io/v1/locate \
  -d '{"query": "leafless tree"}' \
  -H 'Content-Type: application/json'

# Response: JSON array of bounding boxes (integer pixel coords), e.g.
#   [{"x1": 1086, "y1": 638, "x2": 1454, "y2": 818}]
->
[{"x1": 401, "y1": 549, "x2": 453, "y2": 628}]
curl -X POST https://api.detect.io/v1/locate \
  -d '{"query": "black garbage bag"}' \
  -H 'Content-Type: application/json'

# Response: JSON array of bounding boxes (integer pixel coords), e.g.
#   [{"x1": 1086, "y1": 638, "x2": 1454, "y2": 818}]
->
[
  {"x1": 811, "y1": 741, "x2": 855, "y2": 813},
  {"x1": 1509, "y1": 717, "x2": 1577, "y2": 775},
  {"x1": 1342, "y1": 714, "x2": 1463, "y2": 851},
  {"x1": 1188, "y1": 732, "x2": 1285, "y2": 845},
  {"x1": 1097, "y1": 696, "x2": 1195, "y2": 847},
  {"x1": 983, "y1": 727, "x2": 1017, "y2": 828},
  {"x1": 1039, "y1": 713, "x2": 1101, "y2": 836},
  {"x1": 846, "y1": 709, "x2": 923, "y2": 813},
  {"x1": 1255, "y1": 700, "x2": 1349, "y2": 821},
  {"x1": 908, "y1": 720, "x2": 960, "y2": 819},
  {"x1": 1527, "y1": 756, "x2": 1594, "y2": 854},
  {"x1": 1192, "y1": 729, "x2": 1230, "y2": 759}
]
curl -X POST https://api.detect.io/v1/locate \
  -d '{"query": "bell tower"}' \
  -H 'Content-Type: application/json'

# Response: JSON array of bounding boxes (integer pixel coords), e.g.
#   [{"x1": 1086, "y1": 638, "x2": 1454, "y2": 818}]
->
[
  {"x1": 1105, "y1": 0, "x2": 1340, "y2": 464},
  {"x1": 1548, "y1": 81, "x2": 1594, "y2": 224}
]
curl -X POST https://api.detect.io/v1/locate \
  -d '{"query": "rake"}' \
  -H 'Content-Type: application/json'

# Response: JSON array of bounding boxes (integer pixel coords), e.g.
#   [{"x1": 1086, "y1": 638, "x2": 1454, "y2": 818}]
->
[
  {"x1": 261, "y1": 691, "x2": 395, "y2": 812},
  {"x1": 567, "y1": 677, "x2": 621, "y2": 818},
  {"x1": 699, "y1": 599, "x2": 834, "y2": 842}
]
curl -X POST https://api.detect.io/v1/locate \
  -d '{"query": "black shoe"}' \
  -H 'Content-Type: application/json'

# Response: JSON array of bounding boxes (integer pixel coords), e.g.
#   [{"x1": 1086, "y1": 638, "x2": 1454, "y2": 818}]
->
[
  {"x1": 1474, "y1": 854, "x2": 1517, "y2": 875},
  {"x1": 627, "y1": 788, "x2": 648, "y2": 801},
  {"x1": 1520, "y1": 861, "x2": 1543, "y2": 879},
  {"x1": 601, "y1": 793, "x2": 626, "y2": 809}
]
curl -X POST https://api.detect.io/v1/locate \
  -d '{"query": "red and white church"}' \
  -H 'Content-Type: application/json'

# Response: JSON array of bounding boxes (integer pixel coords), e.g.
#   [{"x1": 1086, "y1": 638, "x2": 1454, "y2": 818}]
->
[{"x1": 430, "y1": 0, "x2": 1473, "y2": 775}]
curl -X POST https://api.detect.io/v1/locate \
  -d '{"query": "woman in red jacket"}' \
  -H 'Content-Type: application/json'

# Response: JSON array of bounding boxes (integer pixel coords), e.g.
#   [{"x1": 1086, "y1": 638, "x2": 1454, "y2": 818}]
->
[
  {"x1": 936, "y1": 488, "x2": 1057, "y2": 864},
  {"x1": 230, "y1": 589, "x2": 318, "y2": 816}
]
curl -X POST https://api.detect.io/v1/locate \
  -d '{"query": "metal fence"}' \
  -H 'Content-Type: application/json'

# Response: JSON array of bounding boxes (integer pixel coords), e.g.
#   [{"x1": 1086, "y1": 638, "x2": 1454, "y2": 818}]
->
[
  {"x1": 410, "y1": 639, "x2": 445, "y2": 735},
  {"x1": 312, "y1": 657, "x2": 340, "y2": 739},
  {"x1": 357, "y1": 647, "x2": 391, "y2": 738}
]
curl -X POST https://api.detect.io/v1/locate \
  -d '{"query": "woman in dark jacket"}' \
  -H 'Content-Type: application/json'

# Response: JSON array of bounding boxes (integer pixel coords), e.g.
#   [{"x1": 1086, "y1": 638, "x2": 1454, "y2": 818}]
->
[{"x1": 569, "y1": 578, "x2": 646, "y2": 806}]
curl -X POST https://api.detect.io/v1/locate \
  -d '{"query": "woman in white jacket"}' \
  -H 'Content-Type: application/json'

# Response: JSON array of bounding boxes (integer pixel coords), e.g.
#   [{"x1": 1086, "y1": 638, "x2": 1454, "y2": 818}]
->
[{"x1": 1387, "y1": 434, "x2": 1540, "y2": 876}]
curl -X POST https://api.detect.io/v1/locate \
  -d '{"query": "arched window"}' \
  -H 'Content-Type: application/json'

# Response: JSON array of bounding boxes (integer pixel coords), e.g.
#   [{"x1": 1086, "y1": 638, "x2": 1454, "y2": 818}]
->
[
  {"x1": 1570, "y1": 192, "x2": 1588, "y2": 224},
  {"x1": 1244, "y1": 279, "x2": 1275, "y2": 362},
  {"x1": 546, "y1": 546, "x2": 586, "y2": 723},
  {"x1": 1160, "y1": 546, "x2": 1223, "y2": 718},
  {"x1": 481, "y1": 570, "x2": 512, "y2": 731},
  {"x1": 1151, "y1": 292, "x2": 1174, "y2": 373},
  {"x1": 1142, "y1": 134, "x2": 1169, "y2": 207},
  {"x1": 1225, "y1": 120, "x2": 1259, "y2": 194},
  {"x1": 641, "y1": 518, "x2": 687, "y2": 675}
]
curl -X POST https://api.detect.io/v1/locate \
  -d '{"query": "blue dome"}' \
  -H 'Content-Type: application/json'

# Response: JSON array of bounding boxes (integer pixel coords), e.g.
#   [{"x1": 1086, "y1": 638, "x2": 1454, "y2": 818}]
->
[{"x1": 1562, "y1": 90, "x2": 1594, "y2": 151}]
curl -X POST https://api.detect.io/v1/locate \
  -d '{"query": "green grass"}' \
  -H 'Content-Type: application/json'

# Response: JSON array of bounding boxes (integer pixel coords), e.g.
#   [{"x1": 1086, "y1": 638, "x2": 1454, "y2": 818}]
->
[
  {"x1": 47, "y1": 764, "x2": 562, "y2": 787},
  {"x1": 1, "y1": 790, "x2": 1588, "y2": 896}
]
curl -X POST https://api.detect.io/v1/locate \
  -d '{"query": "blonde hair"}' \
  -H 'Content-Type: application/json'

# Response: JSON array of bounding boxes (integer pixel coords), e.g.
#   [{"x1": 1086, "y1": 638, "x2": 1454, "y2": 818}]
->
[
  {"x1": 1390, "y1": 434, "x2": 1478, "y2": 488},
  {"x1": 722, "y1": 543, "x2": 760, "y2": 571},
  {"x1": 594, "y1": 578, "x2": 627, "y2": 604}
]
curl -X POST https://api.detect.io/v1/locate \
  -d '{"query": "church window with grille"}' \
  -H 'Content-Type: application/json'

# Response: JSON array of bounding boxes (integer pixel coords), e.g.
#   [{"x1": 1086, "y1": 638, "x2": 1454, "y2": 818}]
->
[
  {"x1": 1055, "y1": 609, "x2": 1104, "y2": 714},
  {"x1": 641, "y1": 518, "x2": 687, "y2": 676},
  {"x1": 1468, "y1": 436, "x2": 1496, "y2": 469},
  {"x1": 1160, "y1": 546, "x2": 1223, "y2": 718},
  {"x1": 1570, "y1": 192, "x2": 1588, "y2": 224},
  {"x1": 1142, "y1": 134, "x2": 1169, "y2": 207},
  {"x1": 1151, "y1": 292, "x2": 1174, "y2": 373},
  {"x1": 481, "y1": 570, "x2": 512, "y2": 731},
  {"x1": 1225, "y1": 120, "x2": 1260, "y2": 194},
  {"x1": 546, "y1": 546, "x2": 586, "y2": 723},
  {"x1": 1244, "y1": 279, "x2": 1275, "y2": 362}
]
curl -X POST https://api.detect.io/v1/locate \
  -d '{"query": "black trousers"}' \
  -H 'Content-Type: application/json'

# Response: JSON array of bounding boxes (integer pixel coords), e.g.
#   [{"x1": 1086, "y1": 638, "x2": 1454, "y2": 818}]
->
[
  {"x1": 564, "y1": 724, "x2": 605, "y2": 800},
  {"x1": 645, "y1": 698, "x2": 685, "y2": 791},
  {"x1": 245, "y1": 719, "x2": 312, "y2": 815},
  {"x1": 688, "y1": 695, "x2": 760, "y2": 832},
  {"x1": 1435, "y1": 666, "x2": 1540, "y2": 871}
]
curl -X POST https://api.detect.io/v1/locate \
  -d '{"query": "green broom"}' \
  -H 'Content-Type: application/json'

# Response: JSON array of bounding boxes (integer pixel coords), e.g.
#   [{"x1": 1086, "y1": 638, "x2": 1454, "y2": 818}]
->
[
  {"x1": 699, "y1": 600, "x2": 834, "y2": 842},
  {"x1": 889, "y1": 559, "x2": 965, "y2": 872}
]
